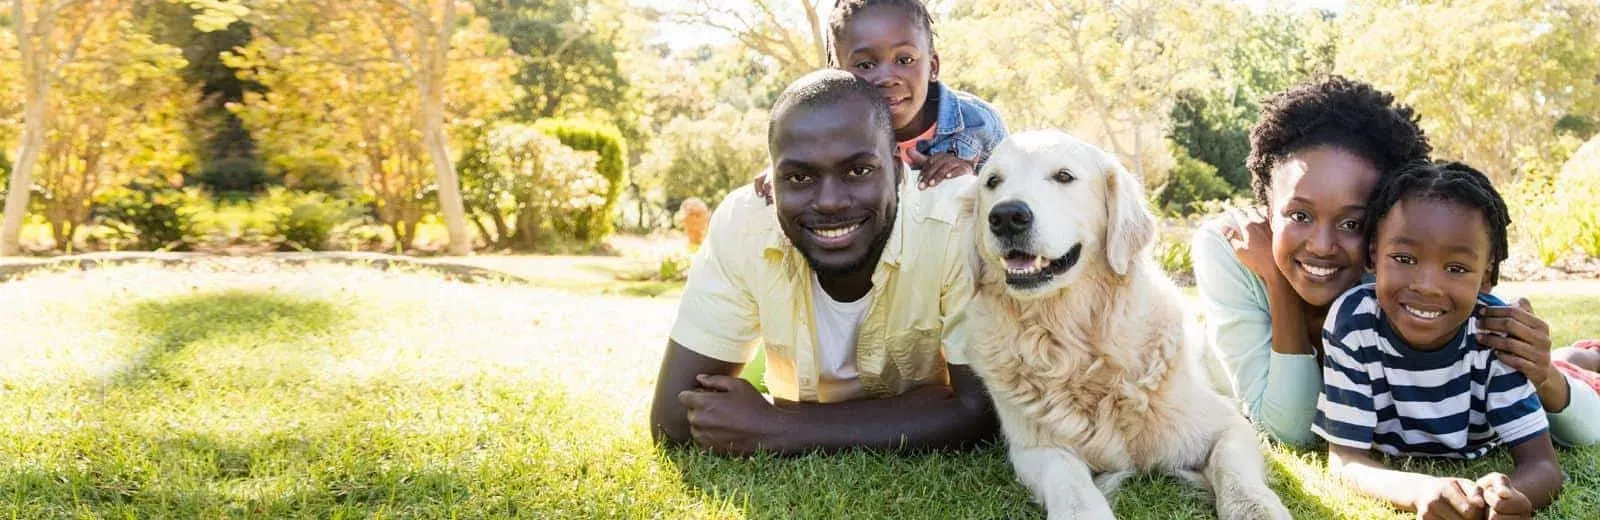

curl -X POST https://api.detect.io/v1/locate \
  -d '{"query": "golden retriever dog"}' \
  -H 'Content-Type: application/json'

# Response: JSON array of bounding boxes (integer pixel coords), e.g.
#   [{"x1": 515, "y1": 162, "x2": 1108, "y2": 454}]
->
[{"x1": 962, "y1": 130, "x2": 1289, "y2": 520}]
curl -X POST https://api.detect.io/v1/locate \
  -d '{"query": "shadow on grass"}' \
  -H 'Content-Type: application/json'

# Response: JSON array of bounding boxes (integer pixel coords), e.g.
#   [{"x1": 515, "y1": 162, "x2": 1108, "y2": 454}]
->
[{"x1": 103, "y1": 291, "x2": 351, "y2": 390}]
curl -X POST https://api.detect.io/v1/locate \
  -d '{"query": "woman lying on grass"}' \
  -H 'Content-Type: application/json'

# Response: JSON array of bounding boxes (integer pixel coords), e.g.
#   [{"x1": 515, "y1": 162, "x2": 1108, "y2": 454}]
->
[
  {"x1": 1192, "y1": 75, "x2": 1600, "y2": 449},
  {"x1": 1314, "y1": 162, "x2": 1559, "y2": 520}
]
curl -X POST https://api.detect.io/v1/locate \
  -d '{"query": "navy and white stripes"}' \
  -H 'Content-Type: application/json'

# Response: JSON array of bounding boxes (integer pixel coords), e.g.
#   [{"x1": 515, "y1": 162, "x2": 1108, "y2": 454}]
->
[{"x1": 1312, "y1": 284, "x2": 1547, "y2": 459}]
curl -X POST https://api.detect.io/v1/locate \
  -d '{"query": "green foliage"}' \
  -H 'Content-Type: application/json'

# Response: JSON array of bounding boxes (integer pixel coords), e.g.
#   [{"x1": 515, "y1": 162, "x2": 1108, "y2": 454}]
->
[
  {"x1": 1154, "y1": 235, "x2": 1193, "y2": 282},
  {"x1": 476, "y1": 0, "x2": 627, "y2": 121},
  {"x1": 1168, "y1": 90, "x2": 1251, "y2": 191},
  {"x1": 258, "y1": 188, "x2": 360, "y2": 251},
  {"x1": 1155, "y1": 145, "x2": 1235, "y2": 216},
  {"x1": 94, "y1": 182, "x2": 204, "y2": 251},
  {"x1": 458, "y1": 123, "x2": 606, "y2": 250},
  {"x1": 532, "y1": 119, "x2": 626, "y2": 243},
  {"x1": 198, "y1": 157, "x2": 272, "y2": 194},
  {"x1": 641, "y1": 106, "x2": 767, "y2": 213}
]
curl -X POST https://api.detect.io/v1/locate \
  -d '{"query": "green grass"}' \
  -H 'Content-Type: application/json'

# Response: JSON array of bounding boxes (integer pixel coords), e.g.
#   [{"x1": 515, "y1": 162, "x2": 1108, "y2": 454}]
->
[{"x1": 1, "y1": 263, "x2": 1596, "y2": 518}]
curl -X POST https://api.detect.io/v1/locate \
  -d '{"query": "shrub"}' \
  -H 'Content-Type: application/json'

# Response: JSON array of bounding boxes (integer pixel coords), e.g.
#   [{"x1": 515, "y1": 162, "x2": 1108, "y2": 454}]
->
[
  {"x1": 533, "y1": 119, "x2": 627, "y2": 244},
  {"x1": 258, "y1": 188, "x2": 361, "y2": 251},
  {"x1": 94, "y1": 182, "x2": 205, "y2": 251},
  {"x1": 1559, "y1": 136, "x2": 1600, "y2": 258},
  {"x1": 1155, "y1": 144, "x2": 1235, "y2": 217},
  {"x1": 198, "y1": 157, "x2": 272, "y2": 194},
  {"x1": 639, "y1": 107, "x2": 768, "y2": 215},
  {"x1": 459, "y1": 124, "x2": 605, "y2": 251}
]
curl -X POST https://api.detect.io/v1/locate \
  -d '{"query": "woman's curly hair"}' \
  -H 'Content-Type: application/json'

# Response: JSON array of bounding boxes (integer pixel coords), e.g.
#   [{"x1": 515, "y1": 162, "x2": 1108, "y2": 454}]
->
[{"x1": 1247, "y1": 75, "x2": 1432, "y2": 204}]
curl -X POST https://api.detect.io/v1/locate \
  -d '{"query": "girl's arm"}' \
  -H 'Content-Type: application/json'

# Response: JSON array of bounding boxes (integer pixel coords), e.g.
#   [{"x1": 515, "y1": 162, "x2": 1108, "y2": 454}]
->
[{"x1": 1328, "y1": 445, "x2": 1486, "y2": 516}]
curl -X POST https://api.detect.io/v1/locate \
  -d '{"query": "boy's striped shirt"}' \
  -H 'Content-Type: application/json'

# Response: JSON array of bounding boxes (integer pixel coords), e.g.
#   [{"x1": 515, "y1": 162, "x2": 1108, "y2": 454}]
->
[{"x1": 1311, "y1": 283, "x2": 1547, "y2": 459}]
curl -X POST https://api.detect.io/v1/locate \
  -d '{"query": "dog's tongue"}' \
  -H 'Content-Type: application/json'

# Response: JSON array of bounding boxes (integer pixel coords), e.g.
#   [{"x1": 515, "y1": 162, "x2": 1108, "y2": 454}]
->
[{"x1": 1004, "y1": 253, "x2": 1046, "y2": 271}]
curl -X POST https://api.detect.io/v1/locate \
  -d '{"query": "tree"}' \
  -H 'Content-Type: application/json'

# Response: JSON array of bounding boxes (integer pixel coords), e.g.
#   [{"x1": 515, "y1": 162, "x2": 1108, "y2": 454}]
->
[
  {"x1": 1336, "y1": 0, "x2": 1600, "y2": 182},
  {"x1": 222, "y1": 1, "x2": 513, "y2": 249},
  {"x1": 942, "y1": 0, "x2": 1238, "y2": 184},
  {"x1": 660, "y1": 0, "x2": 825, "y2": 82},
  {"x1": 474, "y1": 0, "x2": 627, "y2": 121},
  {"x1": 639, "y1": 106, "x2": 768, "y2": 214},
  {"x1": 1168, "y1": 8, "x2": 1336, "y2": 191},
  {"x1": 35, "y1": 12, "x2": 195, "y2": 248},
  {"x1": 2, "y1": 0, "x2": 128, "y2": 255}
]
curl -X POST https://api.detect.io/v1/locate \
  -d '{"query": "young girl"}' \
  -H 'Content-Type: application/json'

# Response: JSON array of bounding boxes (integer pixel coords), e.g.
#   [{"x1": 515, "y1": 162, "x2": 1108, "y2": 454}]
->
[
  {"x1": 757, "y1": 0, "x2": 1007, "y2": 199},
  {"x1": 1315, "y1": 161, "x2": 1561, "y2": 519}
]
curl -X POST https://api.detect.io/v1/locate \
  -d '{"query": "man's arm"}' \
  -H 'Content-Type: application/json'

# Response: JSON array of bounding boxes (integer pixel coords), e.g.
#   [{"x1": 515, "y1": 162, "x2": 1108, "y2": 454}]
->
[
  {"x1": 649, "y1": 340, "x2": 742, "y2": 446},
  {"x1": 665, "y1": 357, "x2": 997, "y2": 455},
  {"x1": 763, "y1": 363, "x2": 997, "y2": 454}
]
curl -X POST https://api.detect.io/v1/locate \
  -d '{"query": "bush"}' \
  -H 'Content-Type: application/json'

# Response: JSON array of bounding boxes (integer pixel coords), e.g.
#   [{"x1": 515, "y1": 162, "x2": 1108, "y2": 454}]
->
[
  {"x1": 458, "y1": 124, "x2": 605, "y2": 251},
  {"x1": 533, "y1": 119, "x2": 627, "y2": 244},
  {"x1": 640, "y1": 107, "x2": 768, "y2": 214},
  {"x1": 197, "y1": 157, "x2": 272, "y2": 194},
  {"x1": 1155, "y1": 144, "x2": 1235, "y2": 216},
  {"x1": 1560, "y1": 137, "x2": 1600, "y2": 258},
  {"x1": 257, "y1": 188, "x2": 361, "y2": 251},
  {"x1": 94, "y1": 182, "x2": 205, "y2": 251}
]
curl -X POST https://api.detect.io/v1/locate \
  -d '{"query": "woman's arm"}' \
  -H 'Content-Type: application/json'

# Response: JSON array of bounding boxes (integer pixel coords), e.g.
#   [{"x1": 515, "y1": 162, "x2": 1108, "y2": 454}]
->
[{"x1": 1191, "y1": 224, "x2": 1322, "y2": 447}]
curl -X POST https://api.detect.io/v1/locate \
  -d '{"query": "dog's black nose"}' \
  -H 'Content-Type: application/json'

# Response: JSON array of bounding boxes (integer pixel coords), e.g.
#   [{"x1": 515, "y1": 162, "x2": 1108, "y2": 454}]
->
[{"x1": 988, "y1": 201, "x2": 1033, "y2": 237}]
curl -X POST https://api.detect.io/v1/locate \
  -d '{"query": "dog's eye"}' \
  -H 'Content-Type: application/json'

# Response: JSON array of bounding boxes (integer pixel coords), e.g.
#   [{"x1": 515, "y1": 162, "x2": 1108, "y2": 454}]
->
[
  {"x1": 984, "y1": 174, "x2": 1002, "y2": 189},
  {"x1": 1052, "y1": 169, "x2": 1076, "y2": 183}
]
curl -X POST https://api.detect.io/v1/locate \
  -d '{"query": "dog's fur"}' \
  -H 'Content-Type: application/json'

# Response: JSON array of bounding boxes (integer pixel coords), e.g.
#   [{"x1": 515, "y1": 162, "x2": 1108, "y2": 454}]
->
[{"x1": 961, "y1": 131, "x2": 1290, "y2": 520}]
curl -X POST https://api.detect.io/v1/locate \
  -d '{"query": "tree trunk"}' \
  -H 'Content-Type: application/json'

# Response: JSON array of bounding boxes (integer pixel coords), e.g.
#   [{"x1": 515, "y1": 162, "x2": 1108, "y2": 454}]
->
[
  {"x1": 419, "y1": 0, "x2": 470, "y2": 256},
  {"x1": 1, "y1": 68, "x2": 48, "y2": 256}
]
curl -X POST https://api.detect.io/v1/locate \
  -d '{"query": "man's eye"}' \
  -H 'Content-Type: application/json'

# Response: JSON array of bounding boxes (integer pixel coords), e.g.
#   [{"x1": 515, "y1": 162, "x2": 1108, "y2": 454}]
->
[
  {"x1": 1390, "y1": 254, "x2": 1415, "y2": 265},
  {"x1": 1287, "y1": 211, "x2": 1311, "y2": 223},
  {"x1": 786, "y1": 174, "x2": 813, "y2": 184},
  {"x1": 985, "y1": 174, "x2": 1002, "y2": 189},
  {"x1": 848, "y1": 166, "x2": 875, "y2": 177},
  {"x1": 1338, "y1": 219, "x2": 1361, "y2": 231}
]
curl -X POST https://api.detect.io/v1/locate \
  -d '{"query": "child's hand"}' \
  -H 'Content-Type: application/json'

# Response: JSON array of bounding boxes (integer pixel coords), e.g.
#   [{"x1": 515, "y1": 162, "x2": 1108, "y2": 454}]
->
[
  {"x1": 1476, "y1": 473, "x2": 1533, "y2": 520},
  {"x1": 752, "y1": 172, "x2": 773, "y2": 205},
  {"x1": 1414, "y1": 477, "x2": 1486, "y2": 520},
  {"x1": 906, "y1": 147, "x2": 976, "y2": 189}
]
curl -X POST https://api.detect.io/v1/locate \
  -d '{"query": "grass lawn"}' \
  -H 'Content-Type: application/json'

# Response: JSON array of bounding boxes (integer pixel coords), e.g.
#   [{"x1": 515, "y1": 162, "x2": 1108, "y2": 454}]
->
[{"x1": 1, "y1": 262, "x2": 1596, "y2": 518}]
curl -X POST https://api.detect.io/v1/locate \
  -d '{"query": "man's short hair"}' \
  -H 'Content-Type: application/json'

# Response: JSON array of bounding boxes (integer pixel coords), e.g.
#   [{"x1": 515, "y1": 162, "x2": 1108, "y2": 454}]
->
[{"x1": 767, "y1": 69, "x2": 895, "y2": 156}]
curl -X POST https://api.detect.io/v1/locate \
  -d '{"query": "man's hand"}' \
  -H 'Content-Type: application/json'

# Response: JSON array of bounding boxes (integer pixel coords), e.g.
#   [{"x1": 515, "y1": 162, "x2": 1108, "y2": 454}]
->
[
  {"x1": 1477, "y1": 473, "x2": 1534, "y2": 520},
  {"x1": 1414, "y1": 477, "x2": 1486, "y2": 520},
  {"x1": 906, "y1": 147, "x2": 976, "y2": 190},
  {"x1": 678, "y1": 374, "x2": 786, "y2": 455}
]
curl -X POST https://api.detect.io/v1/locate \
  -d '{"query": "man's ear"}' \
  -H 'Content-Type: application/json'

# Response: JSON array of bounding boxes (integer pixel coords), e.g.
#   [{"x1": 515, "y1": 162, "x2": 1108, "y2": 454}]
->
[{"x1": 1103, "y1": 151, "x2": 1153, "y2": 276}]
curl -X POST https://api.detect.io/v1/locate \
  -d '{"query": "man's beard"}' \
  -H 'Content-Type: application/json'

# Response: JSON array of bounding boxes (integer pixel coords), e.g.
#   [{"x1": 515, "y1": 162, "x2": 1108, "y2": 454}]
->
[{"x1": 801, "y1": 212, "x2": 896, "y2": 279}]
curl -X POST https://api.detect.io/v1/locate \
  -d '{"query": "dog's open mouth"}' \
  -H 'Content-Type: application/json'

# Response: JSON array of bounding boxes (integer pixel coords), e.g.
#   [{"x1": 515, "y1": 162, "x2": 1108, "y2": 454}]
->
[{"x1": 1002, "y1": 243, "x2": 1081, "y2": 288}]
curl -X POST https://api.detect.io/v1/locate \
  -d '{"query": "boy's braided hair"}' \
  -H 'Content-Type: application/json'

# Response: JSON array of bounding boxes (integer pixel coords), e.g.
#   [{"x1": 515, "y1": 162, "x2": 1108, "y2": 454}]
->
[
  {"x1": 1362, "y1": 160, "x2": 1511, "y2": 285},
  {"x1": 826, "y1": 0, "x2": 936, "y2": 66},
  {"x1": 1248, "y1": 75, "x2": 1432, "y2": 204}
]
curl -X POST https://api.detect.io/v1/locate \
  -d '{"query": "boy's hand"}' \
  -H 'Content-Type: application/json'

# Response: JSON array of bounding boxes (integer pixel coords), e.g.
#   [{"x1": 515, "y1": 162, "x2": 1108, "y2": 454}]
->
[
  {"x1": 906, "y1": 147, "x2": 976, "y2": 189},
  {"x1": 677, "y1": 374, "x2": 785, "y2": 455},
  {"x1": 1415, "y1": 477, "x2": 1486, "y2": 520},
  {"x1": 752, "y1": 172, "x2": 773, "y2": 205},
  {"x1": 1476, "y1": 473, "x2": 1534, "y2": 520}
]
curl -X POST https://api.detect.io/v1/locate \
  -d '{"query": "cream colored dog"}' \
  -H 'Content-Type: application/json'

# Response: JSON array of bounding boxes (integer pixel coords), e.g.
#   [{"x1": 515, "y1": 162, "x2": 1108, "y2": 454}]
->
[{"x1": 962, "y1": 130, "x2": 1290, "y2": 520}]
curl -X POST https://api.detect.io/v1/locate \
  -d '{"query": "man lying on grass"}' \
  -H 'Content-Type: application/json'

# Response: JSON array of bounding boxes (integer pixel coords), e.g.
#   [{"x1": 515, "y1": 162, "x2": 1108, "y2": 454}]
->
[{"x1": 650, "y1": 69, "x2": 997, "y2": 455}]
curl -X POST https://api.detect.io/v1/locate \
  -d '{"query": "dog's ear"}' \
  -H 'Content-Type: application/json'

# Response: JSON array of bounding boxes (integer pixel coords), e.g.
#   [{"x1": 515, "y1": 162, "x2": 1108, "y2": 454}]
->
[{"x1": 1103, "y1": 151, "x2": 1154, "y2": 276}]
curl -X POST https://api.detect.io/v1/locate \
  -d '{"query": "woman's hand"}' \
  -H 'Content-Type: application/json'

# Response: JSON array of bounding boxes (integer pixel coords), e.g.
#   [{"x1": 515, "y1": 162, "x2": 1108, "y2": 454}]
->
[
  {"x1": 1478, "y1": 298, "x2": 1570, "y2": 411},
  {"x1": 1222, "y1": 207, "x2": 1285, "y2": 287}
]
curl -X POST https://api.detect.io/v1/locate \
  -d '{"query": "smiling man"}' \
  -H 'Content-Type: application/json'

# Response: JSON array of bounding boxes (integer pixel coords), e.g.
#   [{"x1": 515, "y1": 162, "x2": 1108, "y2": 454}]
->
[{"x1": 649, "y1": 70, "x2": 996, "y2": 455}]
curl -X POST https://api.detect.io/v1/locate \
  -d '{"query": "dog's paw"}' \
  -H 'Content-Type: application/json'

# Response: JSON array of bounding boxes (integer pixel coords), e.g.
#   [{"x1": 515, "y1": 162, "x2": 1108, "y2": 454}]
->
[
  {"x1": 1216, "y1": 493, "x2": 1291, "y2": 520},
  {"x1": 1091, "y1": 470, "x2": 1135, "y2": 497}
]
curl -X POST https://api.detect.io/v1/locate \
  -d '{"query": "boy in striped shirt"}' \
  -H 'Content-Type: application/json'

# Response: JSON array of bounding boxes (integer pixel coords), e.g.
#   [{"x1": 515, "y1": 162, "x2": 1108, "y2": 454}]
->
[{"x1": 1313, "y1": 162, "x2": 1562, "y2": 520}]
